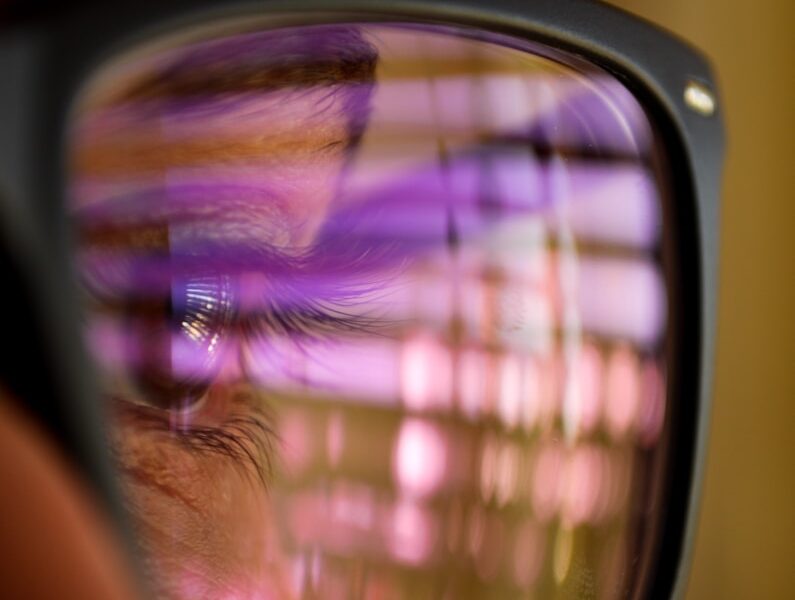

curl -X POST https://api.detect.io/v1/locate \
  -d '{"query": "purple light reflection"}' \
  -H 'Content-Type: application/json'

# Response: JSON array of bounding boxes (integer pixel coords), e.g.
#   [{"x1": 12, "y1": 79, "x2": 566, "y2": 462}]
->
[{"x1": 71, "y1": 21, "x2": 674, "y2": 600}]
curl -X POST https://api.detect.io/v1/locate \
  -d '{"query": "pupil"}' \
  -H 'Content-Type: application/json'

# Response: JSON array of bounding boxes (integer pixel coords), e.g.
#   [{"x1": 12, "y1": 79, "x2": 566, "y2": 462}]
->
[{"x1": 131, "y1": 274, "x2": 235, "y2": 410}]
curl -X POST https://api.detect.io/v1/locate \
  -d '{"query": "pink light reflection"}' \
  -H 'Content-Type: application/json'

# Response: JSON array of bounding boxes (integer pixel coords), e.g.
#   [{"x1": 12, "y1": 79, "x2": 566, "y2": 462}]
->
[
  {"x1": 561, "y1": 164, "x2": 660, "y2": 249},
  {"x1": 400, "y1": 332, "x2": 453, "y2": 412},
  {"x1": 365, "y1": 73, "x2": 557, "y2": 139},
  {"x1": 283, "y1": 485, "x2": 380, "y2": 559},
  {"x1": 330, "y1": 483, "x2": 376, "y2": 533},
  {"x1": 531, "y1": 441, "x2": 564, "y2": 522},
  {"x1": 246, "y1": 336, "x2": 400, "y2": 406},
  {"x1": 520, "y1": 357, "x2": 542, "y2": 432},
  {"x1": 563, "y1": 343, "x2": 604, "y2": 438},
  {"x1": 393, "y1": 418, "x2": 448, "y2": 499},
  {"x1": 388, "y1": 499, "x2": 436, "y2": 566},
  {"x1": 605, "y1": 346, "x2": 641, "y2": 440},
  {"x1": 561, "y1": 445, "x2": 603, "y2": 526},
  {"x1": 577, "y1": 258, "x2": 666, "y2": 347},
  {"x1": 497, "y1": 352, "x2": 524, "y2": 429},
  {"x1": 458, "y1": 347, "x2": 488, "y2": 421}
]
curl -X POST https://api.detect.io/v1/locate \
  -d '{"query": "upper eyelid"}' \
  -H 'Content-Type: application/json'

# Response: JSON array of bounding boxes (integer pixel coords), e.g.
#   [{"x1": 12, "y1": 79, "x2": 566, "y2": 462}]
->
[
  {"x1": 75, "y1": 227, "x2": 389, "y2": 318},
  {"x1": 74, "y1": 180, "x2": 295, "y2": 246}
]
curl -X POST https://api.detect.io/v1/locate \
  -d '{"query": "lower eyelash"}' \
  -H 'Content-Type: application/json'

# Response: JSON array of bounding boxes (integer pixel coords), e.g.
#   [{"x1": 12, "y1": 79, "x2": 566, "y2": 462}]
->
[
  {"x1": 110, "y1": 396, "x2": 277, "y2": 488},
  {"x1": 177, "y1": 412, "x2": 276, "y2": 487}
]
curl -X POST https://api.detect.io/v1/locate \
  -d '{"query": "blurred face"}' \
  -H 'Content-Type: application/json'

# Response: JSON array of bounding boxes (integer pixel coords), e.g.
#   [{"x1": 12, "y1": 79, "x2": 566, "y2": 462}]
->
[{"x1": 70, "y1": 23, "x2": 673, "y2": 600}]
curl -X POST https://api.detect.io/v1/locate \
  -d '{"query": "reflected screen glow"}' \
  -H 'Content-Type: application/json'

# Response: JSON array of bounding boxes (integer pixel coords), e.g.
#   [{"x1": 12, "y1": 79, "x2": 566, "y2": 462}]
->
[{"x1": 69, "y1": 22, "x2": 675, "y2": 600}]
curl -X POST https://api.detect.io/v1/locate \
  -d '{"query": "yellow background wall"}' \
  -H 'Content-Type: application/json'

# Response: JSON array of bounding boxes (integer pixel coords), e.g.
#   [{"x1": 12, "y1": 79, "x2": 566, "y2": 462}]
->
[{"x1": 607, "y1": 1, "x2": 795, "y2": 597}]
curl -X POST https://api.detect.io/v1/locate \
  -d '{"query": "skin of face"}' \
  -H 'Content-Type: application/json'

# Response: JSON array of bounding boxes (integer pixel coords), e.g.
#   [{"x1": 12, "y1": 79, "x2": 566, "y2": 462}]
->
[{"x1": 75, "y1": 83, "x2": 353, "y2": 598}]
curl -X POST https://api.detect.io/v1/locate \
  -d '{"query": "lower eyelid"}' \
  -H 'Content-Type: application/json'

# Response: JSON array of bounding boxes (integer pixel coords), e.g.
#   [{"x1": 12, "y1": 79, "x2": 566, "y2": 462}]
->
[
  {"x1": 108, "y1": 381, "x2": 278, "y2": 486},
  {"x1": 182, "y1": 394, "x2": 277, "y2": 486}
]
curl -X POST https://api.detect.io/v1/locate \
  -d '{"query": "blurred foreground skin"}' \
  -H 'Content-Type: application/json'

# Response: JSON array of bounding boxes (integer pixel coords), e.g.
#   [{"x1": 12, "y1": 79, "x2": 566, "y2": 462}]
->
[{"x1": 0, "y1": 391, "x2": 138, "y2": 600}]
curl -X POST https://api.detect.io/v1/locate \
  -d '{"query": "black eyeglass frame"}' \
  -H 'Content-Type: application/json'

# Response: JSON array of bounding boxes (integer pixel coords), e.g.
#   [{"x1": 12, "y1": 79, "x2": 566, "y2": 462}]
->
[{"x1": 0, "y1": 1, "x2": 723, "y2": 598}]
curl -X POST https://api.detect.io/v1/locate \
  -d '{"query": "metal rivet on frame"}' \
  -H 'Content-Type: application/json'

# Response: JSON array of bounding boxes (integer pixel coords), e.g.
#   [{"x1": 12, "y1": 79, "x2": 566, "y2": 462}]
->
[{"x1": 684, "y1": 80, "x2": 716, "y2": 116}]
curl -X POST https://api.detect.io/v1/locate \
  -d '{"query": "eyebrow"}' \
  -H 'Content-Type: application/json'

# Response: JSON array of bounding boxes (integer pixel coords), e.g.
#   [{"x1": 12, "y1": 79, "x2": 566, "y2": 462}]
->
[
  {"x1": 74, "y1": 26, "x2": 378, "y2": 181},
  {"x1": 116, "y1": 26, "x2": 378, "y2": 102},
  {"x1": 73, "y1": 123, "x2": 349, "y2": 176}
]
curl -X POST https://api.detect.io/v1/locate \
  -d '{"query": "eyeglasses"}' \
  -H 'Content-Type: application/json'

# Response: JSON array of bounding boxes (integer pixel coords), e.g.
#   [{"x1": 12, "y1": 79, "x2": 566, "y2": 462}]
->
[{"x1": 0, "y1": 1, "x2": 723, "y2": 598}]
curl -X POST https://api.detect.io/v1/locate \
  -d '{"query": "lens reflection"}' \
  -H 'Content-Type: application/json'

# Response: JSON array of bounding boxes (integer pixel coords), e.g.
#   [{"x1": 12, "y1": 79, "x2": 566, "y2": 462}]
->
[{"x1": 70, "y1": 22, "x2": 672, "y2": 600}]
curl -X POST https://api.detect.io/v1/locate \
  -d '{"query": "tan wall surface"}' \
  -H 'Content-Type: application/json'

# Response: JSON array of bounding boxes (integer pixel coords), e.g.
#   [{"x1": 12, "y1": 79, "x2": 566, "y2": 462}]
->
[{"x1": 607, "y1": 1, "x2": 795, "y2": 598}]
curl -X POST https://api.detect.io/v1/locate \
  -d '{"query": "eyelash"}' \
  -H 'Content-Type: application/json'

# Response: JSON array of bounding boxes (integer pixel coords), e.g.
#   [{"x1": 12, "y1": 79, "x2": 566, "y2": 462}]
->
[
  {"x1": 111, "y1": 394, "x2": 277, "y2": 486},
  {"x1": 250, "y1": 295, "x2": 383, "y2": 340},
  {"x1": 82, "y1": 245, "x2": 390, "y2": 481},
  {"x1": 183, "y1": 414, "x2": 276, "y2": 486}
]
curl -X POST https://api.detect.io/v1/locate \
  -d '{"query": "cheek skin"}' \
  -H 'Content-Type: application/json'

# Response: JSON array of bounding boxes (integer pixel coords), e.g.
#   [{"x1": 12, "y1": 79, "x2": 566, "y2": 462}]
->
[
  {"x1": 79, "y1": 81, "x2": 353, "y2": 599},
  {"x1": 89, "y1": 122, "x2": 349, "y2": 598},
  {"x1": 111, "y1": 400, "x2": 292, "y2": 599}
]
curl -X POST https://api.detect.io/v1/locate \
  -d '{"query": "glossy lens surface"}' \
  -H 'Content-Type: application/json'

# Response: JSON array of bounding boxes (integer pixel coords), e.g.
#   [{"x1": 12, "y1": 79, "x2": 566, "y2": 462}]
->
[{"x1": 69, "y1": 22, "x2": 674, "y2": 600}]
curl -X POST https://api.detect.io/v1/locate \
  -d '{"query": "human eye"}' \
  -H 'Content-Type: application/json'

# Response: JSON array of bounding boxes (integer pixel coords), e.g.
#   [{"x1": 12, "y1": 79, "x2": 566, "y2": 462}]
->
[
  {"x1": 76, "y1": 201, "x2": 383, "y2": 476},
  {"x1": 72, "y1": 182, "x2": 393, "y2": 596}
]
